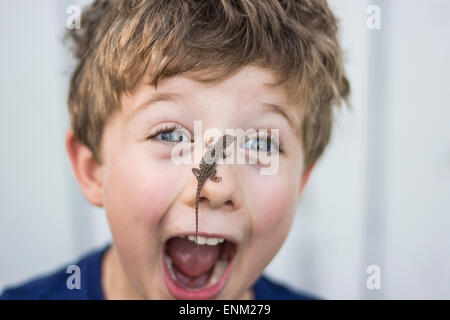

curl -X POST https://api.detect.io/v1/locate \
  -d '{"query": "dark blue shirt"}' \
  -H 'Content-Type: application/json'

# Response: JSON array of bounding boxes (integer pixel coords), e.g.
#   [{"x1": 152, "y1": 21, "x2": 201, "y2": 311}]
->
[{"x1": 0, "y1": 244, "x2": 317, "y2": 300}]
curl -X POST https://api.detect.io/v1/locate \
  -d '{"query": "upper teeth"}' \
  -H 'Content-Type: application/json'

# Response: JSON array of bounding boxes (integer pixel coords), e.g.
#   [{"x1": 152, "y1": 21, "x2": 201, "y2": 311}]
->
[{"x1": 181, "y1": 235, "x2": 225, "y2": 246}]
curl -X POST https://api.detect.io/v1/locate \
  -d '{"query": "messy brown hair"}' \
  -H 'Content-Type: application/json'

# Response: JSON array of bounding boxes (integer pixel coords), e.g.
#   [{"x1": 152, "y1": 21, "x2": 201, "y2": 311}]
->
[{"x1": 66, "y1": 0, "x2": 350, "y2": 167}]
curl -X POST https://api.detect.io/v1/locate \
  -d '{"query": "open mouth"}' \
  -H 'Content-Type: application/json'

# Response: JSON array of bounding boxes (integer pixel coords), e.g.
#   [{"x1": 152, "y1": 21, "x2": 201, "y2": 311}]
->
[{"x1": 162, "y1": 234, "x2": 237, "y2": 299}]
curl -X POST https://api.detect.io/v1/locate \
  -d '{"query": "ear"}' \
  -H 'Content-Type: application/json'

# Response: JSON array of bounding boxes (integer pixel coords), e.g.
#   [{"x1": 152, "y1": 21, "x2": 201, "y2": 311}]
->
[
  {"x1": 65, "y1": 128, "x2": 104, "y2": 207},
  {"x1": 297, "y1": 161, "x2": 316, "y2": 198}
]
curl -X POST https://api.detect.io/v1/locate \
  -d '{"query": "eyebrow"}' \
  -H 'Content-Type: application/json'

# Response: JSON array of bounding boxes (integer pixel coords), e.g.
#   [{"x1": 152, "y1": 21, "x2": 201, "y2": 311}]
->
[
  {"x1": 126, "y1": 92, "x2": 184, "y2": 122},
  {"x1": 126, "y1": 92, "x2": 298, "y2": 133},
  {"x1": 260, "y1": 102, "x2": 298, "y2": 133}
]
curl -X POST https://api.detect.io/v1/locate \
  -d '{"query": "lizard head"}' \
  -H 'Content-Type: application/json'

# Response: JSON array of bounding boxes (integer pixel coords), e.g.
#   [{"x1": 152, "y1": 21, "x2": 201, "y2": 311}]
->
[{"x1": 203, "y1": 134, "x2": 235, "y2": 163}]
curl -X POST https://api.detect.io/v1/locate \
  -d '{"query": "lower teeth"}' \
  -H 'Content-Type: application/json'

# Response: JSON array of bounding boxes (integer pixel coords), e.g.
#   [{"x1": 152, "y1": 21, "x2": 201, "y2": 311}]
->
[{"x1": 164, "y1": 255, "x2": 229, "y2": 291}]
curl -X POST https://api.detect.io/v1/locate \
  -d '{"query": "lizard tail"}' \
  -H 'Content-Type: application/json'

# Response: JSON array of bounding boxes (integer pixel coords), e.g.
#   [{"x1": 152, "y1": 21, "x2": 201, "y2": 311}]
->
[
  {"x1": 195, "y1": 184, "x2": 201, "y2": 249},
  {"x1": 195, "y1": 201, "x2": 199, "y2": 249}
]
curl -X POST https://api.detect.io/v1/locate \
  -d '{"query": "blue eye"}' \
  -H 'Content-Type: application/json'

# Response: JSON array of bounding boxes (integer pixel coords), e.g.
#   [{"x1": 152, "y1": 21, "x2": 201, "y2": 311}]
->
[
  {"x1": 146, "y1": 123, "x2": 190, "y2": 143},
  {"x1": 160, "y1": 130, "x2": 186, "y2": 142},
  {"x1": 243, "y1": 137, "x2": 272, "y2": 152},
  {"x1": 241, "y1": 135, "x2": 284, "y2": 154}
]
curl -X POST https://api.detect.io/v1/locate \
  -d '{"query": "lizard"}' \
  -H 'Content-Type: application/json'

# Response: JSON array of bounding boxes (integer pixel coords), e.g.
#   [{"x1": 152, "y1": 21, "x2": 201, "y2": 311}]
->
[{"x1": 191, "y1": 134, "x2": 235, "y2": 246}]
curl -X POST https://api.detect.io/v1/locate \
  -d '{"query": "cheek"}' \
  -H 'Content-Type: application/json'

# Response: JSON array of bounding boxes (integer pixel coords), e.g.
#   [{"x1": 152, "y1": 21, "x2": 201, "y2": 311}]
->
[
  {"x1": 103, "y1": 152, "x2": 183, "y2": 238},
  {"x1": 247, "y1": 145, "x2": 304, "y2": 239},
  {"x1": 243, "y1": 168, "x2": 301, "y2": 268},
  {"x1": 252, "y1": 181, "x2": 297, "y2": 237}
]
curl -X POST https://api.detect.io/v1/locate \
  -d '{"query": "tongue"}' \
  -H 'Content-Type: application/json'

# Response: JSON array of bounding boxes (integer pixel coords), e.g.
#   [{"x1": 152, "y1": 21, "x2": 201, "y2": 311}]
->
[{"x1": 166, "y1": 237, "x2": 220, "y2": 277}]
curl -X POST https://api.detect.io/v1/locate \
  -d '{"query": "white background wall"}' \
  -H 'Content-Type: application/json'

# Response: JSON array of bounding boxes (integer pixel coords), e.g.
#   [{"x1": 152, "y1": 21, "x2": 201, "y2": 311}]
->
[{"x1": 1, "y1": 0, "x2": 449, "y2": 299}]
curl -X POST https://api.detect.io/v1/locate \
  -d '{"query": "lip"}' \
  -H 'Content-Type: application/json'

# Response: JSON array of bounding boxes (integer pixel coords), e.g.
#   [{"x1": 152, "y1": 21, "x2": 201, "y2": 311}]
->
[{"x1": 161, "y1": 237, "x2": 236, "y2": 299}]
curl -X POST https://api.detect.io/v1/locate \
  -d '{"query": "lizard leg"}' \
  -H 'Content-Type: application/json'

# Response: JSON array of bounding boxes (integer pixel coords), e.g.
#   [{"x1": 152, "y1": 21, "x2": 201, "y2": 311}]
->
[
  {"x1": 209, "y1": 169, "x2": 222, "y2": 183},
  {"x1": 192, "y1": 168, "x2": 201, "y2": 178}
]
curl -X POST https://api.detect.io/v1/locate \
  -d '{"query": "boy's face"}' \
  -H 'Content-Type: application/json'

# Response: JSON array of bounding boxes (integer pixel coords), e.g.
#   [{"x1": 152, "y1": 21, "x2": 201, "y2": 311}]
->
[{"x1": 72, "y1": 65, "x2": 313, "y2": 299}]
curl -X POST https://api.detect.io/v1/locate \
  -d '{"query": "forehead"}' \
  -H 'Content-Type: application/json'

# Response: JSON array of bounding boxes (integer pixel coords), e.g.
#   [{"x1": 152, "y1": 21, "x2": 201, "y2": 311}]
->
[
  {"x1": 122, "y1": 65, "x2": 301, "y2": 131},
  {"x1": 128, "y1": 65, "x2": 280, "y2": 97}
]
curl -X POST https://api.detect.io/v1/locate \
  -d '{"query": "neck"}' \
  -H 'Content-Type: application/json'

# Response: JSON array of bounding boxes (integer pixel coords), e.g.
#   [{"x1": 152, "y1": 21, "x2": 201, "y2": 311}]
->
[{"x1": 101, "y1": 245, "x2": 143, "y2": 299}]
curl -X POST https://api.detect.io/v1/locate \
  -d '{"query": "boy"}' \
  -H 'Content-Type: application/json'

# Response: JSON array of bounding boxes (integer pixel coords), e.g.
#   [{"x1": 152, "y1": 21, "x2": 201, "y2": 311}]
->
[{"x1": 1, "y1": 0, "x2": 349, "y2": 299}]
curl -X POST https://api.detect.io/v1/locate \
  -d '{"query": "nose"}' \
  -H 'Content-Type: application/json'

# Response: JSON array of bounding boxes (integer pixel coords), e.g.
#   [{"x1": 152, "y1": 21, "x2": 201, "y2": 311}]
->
[{"x1": 183, "y1": 162, "x2": 242, "y2": 214}]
